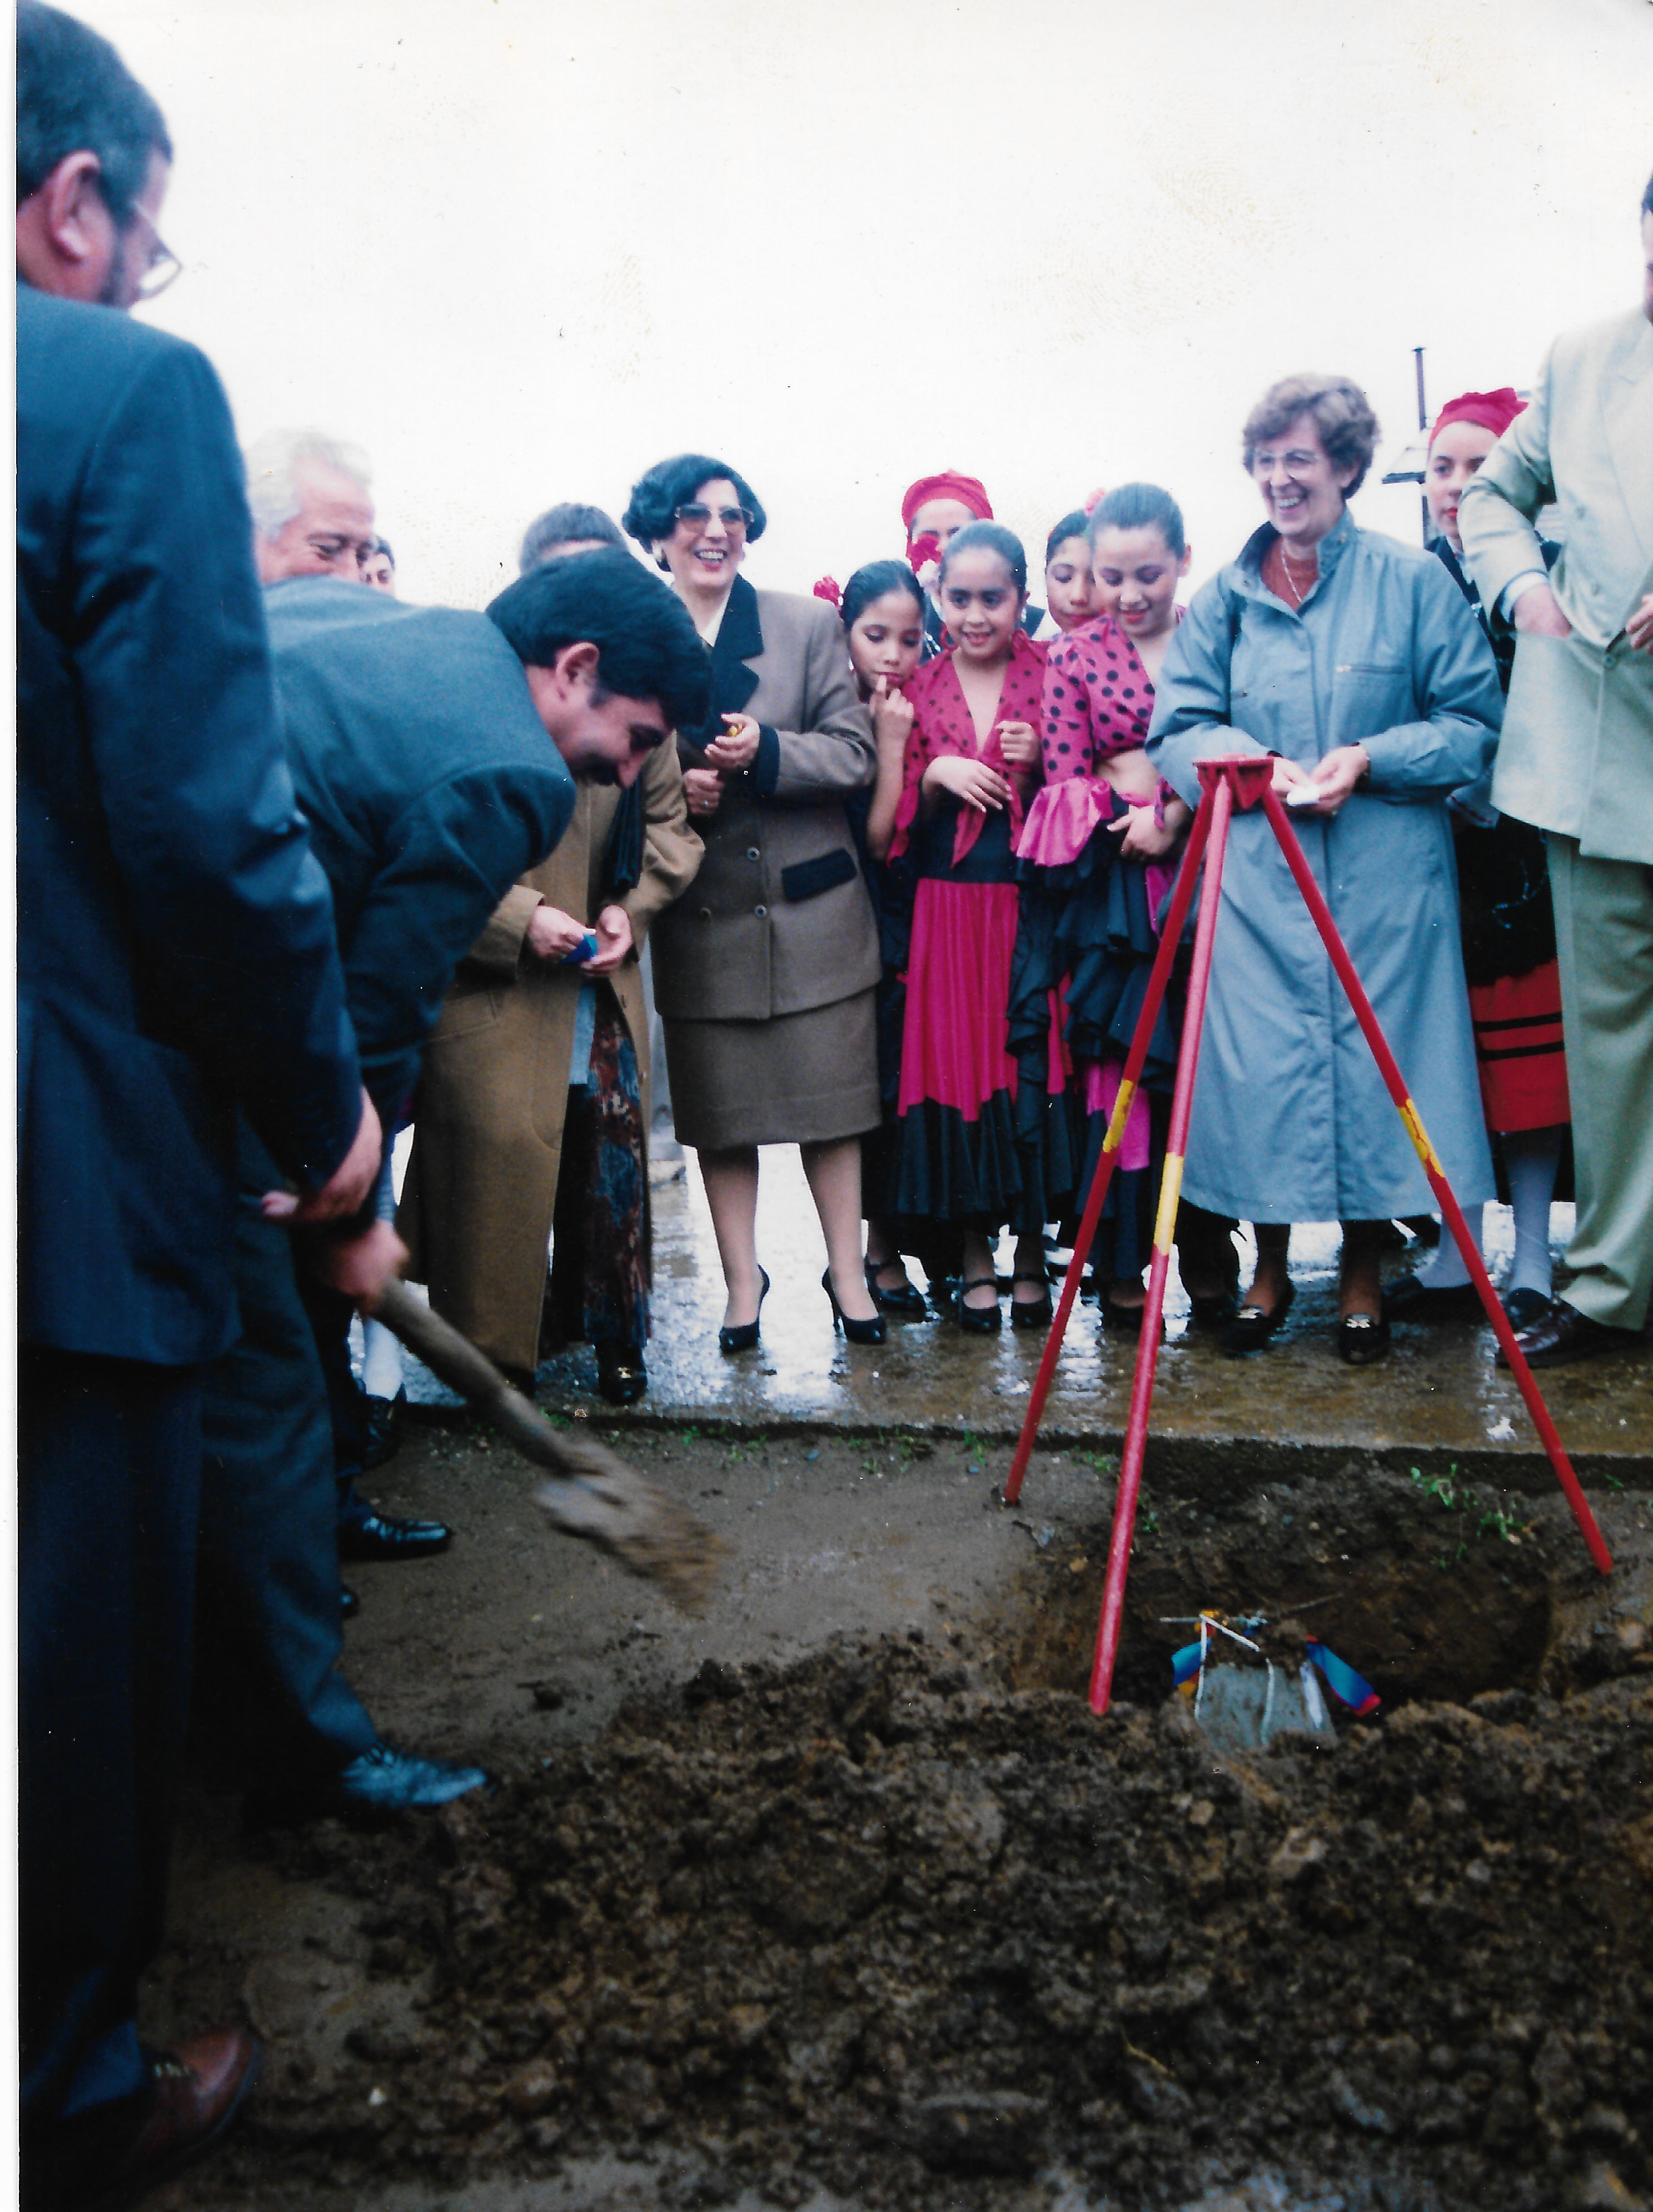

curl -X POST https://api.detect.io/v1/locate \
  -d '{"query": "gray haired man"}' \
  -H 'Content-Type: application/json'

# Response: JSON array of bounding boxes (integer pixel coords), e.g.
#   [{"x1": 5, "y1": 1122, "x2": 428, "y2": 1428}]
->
[{"x1": 245, "y1": 426, "x2": 377, "y2": 584}]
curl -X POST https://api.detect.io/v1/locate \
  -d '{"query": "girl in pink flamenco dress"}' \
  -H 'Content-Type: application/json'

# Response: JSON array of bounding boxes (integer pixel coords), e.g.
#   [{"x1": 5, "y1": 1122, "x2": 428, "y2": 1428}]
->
[{"x1": 870, "y1": 522, "x2": 1067, "y2": 1334}]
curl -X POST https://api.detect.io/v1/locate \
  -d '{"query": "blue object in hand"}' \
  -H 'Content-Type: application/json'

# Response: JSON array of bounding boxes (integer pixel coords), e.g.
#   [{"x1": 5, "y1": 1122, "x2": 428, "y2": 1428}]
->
[{"x1": 561, "y1": 931, "x2": 600, "y2": 965}]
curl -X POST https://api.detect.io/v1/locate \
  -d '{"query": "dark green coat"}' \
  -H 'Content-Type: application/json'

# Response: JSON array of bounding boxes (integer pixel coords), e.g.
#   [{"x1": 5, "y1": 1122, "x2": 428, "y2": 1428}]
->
[{"x1": 265, "y1": 577, "x2": 576, "y2": 1125}]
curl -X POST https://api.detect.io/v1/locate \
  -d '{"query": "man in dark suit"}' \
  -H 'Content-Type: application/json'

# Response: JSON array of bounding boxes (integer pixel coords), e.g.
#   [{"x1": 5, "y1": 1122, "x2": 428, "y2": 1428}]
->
[
  {"x1": 194, "y1": 554, "x2": 711, "y2": 1816},
  {"x1": 16, "y1": 5, "x2": 384, "y2": 2201},
  {"x1": 240, "y1": 425, "x2": 462, "y2": 1572}
]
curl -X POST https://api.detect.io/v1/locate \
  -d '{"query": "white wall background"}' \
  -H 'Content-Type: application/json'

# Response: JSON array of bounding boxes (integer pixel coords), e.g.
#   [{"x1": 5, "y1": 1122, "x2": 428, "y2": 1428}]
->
[{"x1": 99, "y1": 0, "x2": 1652, "y2": 609}]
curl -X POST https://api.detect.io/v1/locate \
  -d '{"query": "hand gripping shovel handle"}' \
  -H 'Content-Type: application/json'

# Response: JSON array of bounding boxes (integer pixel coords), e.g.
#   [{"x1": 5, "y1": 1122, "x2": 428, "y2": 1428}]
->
[{"x1": 370, "y1": 1278, "x2": 726, "y2": 1607}]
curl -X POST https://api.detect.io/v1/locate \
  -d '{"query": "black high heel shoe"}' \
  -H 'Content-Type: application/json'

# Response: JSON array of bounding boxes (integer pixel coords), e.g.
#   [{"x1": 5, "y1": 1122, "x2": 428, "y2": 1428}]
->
[
  {"x1": 1185, "y1": 1248, "x2": 1243, "y2": 1330},
  {"x1": 823, "y1": 1268, "x2": 886, "y2": 1345},
  {"x1": 1337, "y1": 1311, "x2": 1391, "y2": 1366},
  {"x1": 865, "y1": 1257, "x2": 928, "y2": 1319},
  {"x1": 1222, "y1": 1278, "x2": 1296, "y2": 1356},
  {"x1": 718, "y1": 1267, "x2": 770, "y2": 1354}
]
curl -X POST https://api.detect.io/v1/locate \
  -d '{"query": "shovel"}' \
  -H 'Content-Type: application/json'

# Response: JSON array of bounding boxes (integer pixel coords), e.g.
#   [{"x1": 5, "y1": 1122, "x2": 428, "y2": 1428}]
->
[{"x1": 371, "y1": 1278, "x2": 725, "y2": 1610}]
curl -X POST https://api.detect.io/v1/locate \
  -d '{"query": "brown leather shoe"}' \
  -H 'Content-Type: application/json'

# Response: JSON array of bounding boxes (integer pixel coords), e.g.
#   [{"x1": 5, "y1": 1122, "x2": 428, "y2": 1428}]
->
[
  {"x1": 77, "y1": 2031, "x2": 261, "y2": 2209},
  {"x1": 1496, "y1": 1297, "x2": 1642, "y2": 1371}
]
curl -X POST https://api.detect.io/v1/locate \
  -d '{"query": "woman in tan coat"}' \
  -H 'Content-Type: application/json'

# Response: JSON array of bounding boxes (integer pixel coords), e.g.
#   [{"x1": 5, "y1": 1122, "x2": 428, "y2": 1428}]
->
[
  {"x1": 399, "y1": 507, "x2": 702, "y2": 1401},
  {"x1": 623, "y1": 453, "x2": 886, "y2": 1348}
]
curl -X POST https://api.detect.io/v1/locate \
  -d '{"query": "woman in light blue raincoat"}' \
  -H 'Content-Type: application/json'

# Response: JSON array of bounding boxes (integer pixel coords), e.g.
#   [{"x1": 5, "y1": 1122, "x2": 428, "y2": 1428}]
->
[{"x1": 1147, "y1": 373, "x2": 1504, "y2": 1364}]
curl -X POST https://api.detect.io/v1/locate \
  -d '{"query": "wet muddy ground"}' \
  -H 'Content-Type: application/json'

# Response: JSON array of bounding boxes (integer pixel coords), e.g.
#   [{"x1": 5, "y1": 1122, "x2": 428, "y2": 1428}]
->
[
  {"x1": 500, "y1": 1158, "x2": 1653, "y2": 1481},
  {"x1": 148, "y1": 1414, "x2": 1652, "y2": 2212}
]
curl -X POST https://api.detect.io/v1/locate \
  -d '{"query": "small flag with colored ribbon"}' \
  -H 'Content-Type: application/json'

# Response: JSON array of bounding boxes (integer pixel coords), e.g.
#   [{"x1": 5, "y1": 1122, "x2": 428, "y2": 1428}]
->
[
  {"x1": 1304, "y1": 1639, "x2": 1381, "y2": 1717},
  {"x1": 1171, "y1": 1641, "x2": 1206, "y2": 1687}
]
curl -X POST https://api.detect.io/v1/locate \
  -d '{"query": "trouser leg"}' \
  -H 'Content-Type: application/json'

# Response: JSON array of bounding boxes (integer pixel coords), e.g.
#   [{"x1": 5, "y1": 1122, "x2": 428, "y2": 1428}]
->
[
  {"x1": 1548, "y1": 836, "x2": 1653, "y2": 1329},
  {"x1": 301, "y1": 1271, "x2": 369, "y2": 1526},
  {"x1": 1504, "y1": 1124, "x2": 1565, "y2": 1298},
  {"x1": 19, "y1": 1347, "x2": 200, "y2": 2148},
  {"x1": 196, "y1": 1127, "x2": 378, "y2": 1786}
]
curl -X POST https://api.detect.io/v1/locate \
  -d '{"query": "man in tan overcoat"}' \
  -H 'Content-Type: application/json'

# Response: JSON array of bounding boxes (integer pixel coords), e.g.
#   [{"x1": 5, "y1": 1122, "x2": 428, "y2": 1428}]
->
[
  {"x1": 399, "y1": 732, "x2": 699, "y2": 1391},
  {"x1": 400, "y1": 505, "x2": 702, "y2": 1396},
  {"x1": 1459, "y1": 174, "x2": 1653, "y2": 1366}
]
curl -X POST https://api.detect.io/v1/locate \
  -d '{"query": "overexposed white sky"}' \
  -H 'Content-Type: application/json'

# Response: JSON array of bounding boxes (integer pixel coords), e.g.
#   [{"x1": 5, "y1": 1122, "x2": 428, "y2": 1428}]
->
[{"x1": 101, "y1": 0, "x2": 1652, "y2": 608}]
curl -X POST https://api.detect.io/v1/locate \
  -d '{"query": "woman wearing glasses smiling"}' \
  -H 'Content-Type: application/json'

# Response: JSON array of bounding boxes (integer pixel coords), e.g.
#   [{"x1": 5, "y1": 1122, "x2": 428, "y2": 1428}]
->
[{"x1": 624, "y1": 453, "x2": 887, "y2": 1350}]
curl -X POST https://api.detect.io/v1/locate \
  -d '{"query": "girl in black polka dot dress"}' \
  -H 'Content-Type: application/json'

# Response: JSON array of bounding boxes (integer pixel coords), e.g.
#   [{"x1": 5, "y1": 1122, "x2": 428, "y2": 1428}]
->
[{"x1": 1011, "y1": 484, "x2": 1237, "y2": 1332}]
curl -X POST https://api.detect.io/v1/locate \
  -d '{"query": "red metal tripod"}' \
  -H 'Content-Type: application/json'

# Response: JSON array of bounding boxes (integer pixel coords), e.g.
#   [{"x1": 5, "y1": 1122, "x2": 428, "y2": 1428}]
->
[{"x1": 1000, "y1": 755, "x2": 1614, "y2": 1716}]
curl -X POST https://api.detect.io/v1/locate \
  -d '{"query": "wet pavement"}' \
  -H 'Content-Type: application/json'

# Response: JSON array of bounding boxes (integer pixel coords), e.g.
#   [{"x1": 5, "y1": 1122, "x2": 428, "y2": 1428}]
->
[{"x1": 395, "y1": 1147, "x2": 1652, "y2": 1488}]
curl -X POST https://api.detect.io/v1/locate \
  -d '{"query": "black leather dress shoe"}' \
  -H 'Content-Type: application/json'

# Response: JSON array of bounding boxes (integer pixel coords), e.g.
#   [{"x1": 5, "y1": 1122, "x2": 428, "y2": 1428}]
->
[
  {"x1": 362, "y1": 1386, "x2": 406, "y2": 1469},
  {"x1": 1382, "y1": 1272, "x2": 1483, "y2": 1323},
  {"x1": 1501, "y1": 1286, "x2": 1552, "y2": 1332},
  {"x1": 64, "y1": 2032, "x2": 262, "y2": 2211},
  {"x1": 330, "y1": 1741, "x2": 487, "y2": 1812},
  {"x1": 256, "y1": 1740, "x2": 489, "y2": 1822},
  {"x1": 595, "y1": 1341, "x2": 647, "y2": 1404},
  {"x1": 1496, "y1": 1297, "x2": 1642, "y2": 1370},
  {"x1": 338, "y1": 1511, "x2": 452, "y2": 1562}
]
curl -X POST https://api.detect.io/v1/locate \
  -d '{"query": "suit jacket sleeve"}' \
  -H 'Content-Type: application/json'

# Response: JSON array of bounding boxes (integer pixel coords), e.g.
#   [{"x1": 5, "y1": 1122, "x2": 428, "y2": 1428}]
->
[
  {"x1": 467, "y1": 884, "x2": 546, "y2": 978},
  {"x1": 751, "y1": 602, "x2": 878, "y2": 803},
  {"x1": 69, "y1": 333, "x2": 361, "y2": 1186},
  {"x1": 1458, "y1": 356, "x2": 1553, "y2": 617},
  {"x1": 623, "y1": 739, "x2": 703, "y2": 942},
  {"x1": 345, "y1": 760, "x2": 575, "y2": 1120}
]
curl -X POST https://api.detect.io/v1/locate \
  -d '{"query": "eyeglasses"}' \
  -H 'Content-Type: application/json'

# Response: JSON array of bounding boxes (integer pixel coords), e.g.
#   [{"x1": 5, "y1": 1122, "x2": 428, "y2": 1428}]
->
[
  {"x1": 135, "y1": 236, "x2": 182, "y2": 301},
  {"x1": 122, "y1": 201, "x2": 181, "y2": 300},
  {"x1": 673, "y1": 502, "x2": 753, "y2": 532}
]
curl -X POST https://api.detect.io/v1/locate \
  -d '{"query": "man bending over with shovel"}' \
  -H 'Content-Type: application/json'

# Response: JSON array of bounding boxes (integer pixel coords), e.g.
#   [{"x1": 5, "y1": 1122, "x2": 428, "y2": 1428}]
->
[{"x1": 196, "y1": 549, "x2": 709, "y2": 1817}]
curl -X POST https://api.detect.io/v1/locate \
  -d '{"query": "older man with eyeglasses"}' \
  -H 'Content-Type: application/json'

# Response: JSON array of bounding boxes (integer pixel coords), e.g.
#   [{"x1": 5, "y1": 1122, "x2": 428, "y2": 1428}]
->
[{"x1": 17, "y1": 5, "x2": 383, "y2": 2199}]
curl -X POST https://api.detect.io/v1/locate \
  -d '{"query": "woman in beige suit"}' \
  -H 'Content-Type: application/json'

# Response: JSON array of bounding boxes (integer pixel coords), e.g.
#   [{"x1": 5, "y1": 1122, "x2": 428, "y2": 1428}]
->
[
  {"x1": 624, "y1": 453, "x2": 885, "y2": 1347},
  {"x1": 399, "y1": 506, "x2": 703, "y2": 1401}
]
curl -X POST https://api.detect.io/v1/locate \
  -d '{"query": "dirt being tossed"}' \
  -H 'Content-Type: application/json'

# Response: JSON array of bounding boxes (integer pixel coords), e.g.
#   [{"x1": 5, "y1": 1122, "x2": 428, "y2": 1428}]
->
[{"x1": 243, "y1": 1611, "x2": 1651, "y2": 2211}]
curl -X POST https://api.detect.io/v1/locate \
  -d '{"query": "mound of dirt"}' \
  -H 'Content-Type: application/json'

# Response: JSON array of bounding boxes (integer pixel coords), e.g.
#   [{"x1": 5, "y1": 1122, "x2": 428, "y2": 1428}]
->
[{"x1": 241, "y1": 1628, "x2": 1651, "y2": 2210}]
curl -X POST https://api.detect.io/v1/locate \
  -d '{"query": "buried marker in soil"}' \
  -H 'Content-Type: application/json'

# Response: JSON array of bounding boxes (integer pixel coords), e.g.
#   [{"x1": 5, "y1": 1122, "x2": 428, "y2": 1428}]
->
[{"x1": 212, "y1": 1468, "x2": 1651, "y2": 2212}]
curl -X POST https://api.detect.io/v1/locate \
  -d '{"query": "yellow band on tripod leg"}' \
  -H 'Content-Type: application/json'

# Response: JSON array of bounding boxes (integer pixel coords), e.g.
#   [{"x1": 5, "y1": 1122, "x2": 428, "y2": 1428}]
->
[
  {"x1": 1102, "y1": 1077, "x2": 1138, "y2": 1155},
  {"x1": 1153, "y1": 1154, "x2": 1185, "y2": 1255},
  {"x1": 1399, "y1": 1098, "x2": 1444, "y2": 1177}
]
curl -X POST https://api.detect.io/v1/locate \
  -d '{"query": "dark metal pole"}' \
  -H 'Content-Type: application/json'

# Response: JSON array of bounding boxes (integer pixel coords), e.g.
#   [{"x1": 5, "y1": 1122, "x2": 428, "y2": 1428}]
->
[{"x1": 1415, "y1": 346, "x2": 1430, "y2": 545}]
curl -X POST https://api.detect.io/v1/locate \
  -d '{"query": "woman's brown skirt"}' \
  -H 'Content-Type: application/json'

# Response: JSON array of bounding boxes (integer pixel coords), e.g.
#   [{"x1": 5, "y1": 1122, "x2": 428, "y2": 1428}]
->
[{"x1": 664, "y1": 988, "x2": 880, "y2": 1150}]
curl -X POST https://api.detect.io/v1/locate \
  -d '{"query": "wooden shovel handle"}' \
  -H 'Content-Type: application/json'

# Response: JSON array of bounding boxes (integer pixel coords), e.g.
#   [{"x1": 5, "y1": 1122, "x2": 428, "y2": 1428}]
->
[{"x1": 371, "y1": 1278, "x2": 626, "y2": 1484}]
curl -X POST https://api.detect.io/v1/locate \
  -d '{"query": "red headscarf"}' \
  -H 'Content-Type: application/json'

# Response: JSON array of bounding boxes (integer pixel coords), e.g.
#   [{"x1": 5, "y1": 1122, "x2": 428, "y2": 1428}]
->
[
  {"x1": 1428, "y1": 388, "x2": 1525, "y2": 447},
  {"x1": 889, "y1": 630, "x2": 1047, "y2": 866},
  {"x1": 900, "y1": 471, "x2": 994, "y2": 534}
]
